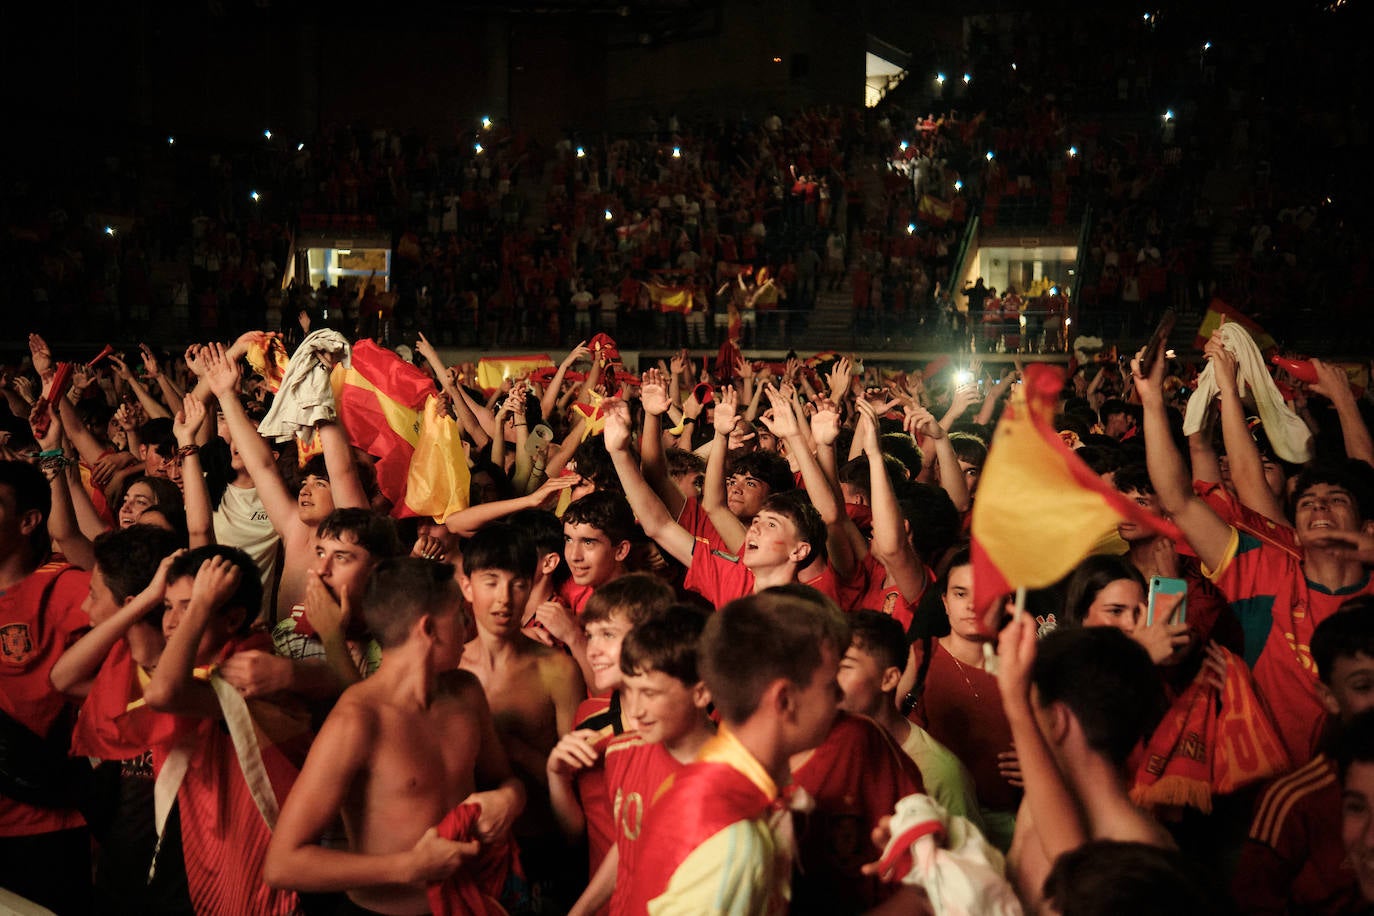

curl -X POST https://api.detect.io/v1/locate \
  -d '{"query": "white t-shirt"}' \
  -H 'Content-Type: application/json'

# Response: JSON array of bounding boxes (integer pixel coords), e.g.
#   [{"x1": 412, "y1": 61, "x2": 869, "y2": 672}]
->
[{"x1": 213, "y1": 483, "x2": 281, "y2": 619}]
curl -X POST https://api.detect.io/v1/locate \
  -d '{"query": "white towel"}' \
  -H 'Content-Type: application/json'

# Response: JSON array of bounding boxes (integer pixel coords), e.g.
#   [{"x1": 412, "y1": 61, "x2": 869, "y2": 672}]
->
[
  {"x1": 876, "y1": 794, "x2": 1023, "y2": 916},
  {"x1": 1182, "y1": 322, "x2": 1312, "y2": 464},
  {"x1": 256, "y1": 330, "x2": 351, "y2": 443}
]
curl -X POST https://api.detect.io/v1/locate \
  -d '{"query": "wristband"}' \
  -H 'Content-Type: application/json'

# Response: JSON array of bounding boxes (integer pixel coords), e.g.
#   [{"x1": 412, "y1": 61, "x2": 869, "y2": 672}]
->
[
  {"x1": 38, "y1": 449, "x2": 64, "y2": 458},
  {"x1": 176, "y1": 444, "x2": 200, "y2": 459},
  {"x1": 682, "y1": 416, "x2": 696, "y2": 425}
]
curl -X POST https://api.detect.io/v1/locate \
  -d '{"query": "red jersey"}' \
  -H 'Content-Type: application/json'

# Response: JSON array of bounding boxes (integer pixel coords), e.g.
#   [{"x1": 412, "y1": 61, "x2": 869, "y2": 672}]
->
[
  {"x1": 676, "y1": 497, "x2": 727, "y2": 552},
  {"x1": 572, "y1": 693, "x2": 628, "y2": 877},
  {"x1": 604, "y1": 735, "x2": 686, "y2": 916},
  {"x1": 682, "y1": 537, "x2": 755, "y2": 608},
  {"x1": 790, "y1": 713, "x2": 923, "y2": 914},
  {"x1": 624, "y1": 728, "x2": 787, "y2": 916},
  {"x1": 1231, "y1": 754, "x2": 1359, "y2": 914},
  {"x1": 835, "y1": 553, "x2": 932, "y2": 627},
  {"x1": 1207, "y1": 528, "x2": 1374, "y2": 764},
  {"x1": 0, "y1": 561, "x2": 90, "y2": 838},
  {"x1": 1194, "y1": 480, "x2": 1300, "y2": 560},
  {"x1": 908, "y1": 639, "x2": 1020, "y2": 813},
  {"x1": 559, "y1": 579, "x2": 595, "y2": 616}
]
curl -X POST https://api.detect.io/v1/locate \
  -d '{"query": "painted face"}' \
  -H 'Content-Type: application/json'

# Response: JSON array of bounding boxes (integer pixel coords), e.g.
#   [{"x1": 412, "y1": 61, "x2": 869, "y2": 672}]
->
[
  {"x1": 584, "y1": 613, "x2": 632, "y2": 694},
  {"x1": 622, "y1": 668, "x2": 705, "y2": 748},
  {"x1": 563, "y1": 522, "x2": 626, "y2": 588},
  {"x1": 941, "y1": 564, "x2": 980, "y2": 640},
  {"x1": 726, "y1": 473, "x2": 771, "y2": 519},
  {"x1": 297, "y1": 475, "x2": 335, "y2": 526},
  {"x1": 1342, "y1": 761, "x2": 1374, "y2": 903},
  {"x1": 119, "y1": 481, "x2": 158, "y2": 528},
  {"x1": 313, "y1": 533, "x2": 377, "y2": 603},
  {"x1": 461, "y1": 568, "x2": 531, "y2": 637},
  {"x1": 1083, "y1": 578, "x2": 1145, "y2": 633},
  {"x1": 742, "y1": 509, "x2": 803, "y2": 571}
]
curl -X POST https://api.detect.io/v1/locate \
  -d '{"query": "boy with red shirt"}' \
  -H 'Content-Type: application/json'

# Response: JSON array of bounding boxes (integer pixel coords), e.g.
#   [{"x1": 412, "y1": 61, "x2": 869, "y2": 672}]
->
[
  {"x1": 1136, "y1": 350, "x2": 1374, "y2": 765},
  {"x1": 624, "y1": 587, "x2": 849, "y2": 914},
  {"x1": 570, "y1": 605, "x2": 714, "y2": 916}
]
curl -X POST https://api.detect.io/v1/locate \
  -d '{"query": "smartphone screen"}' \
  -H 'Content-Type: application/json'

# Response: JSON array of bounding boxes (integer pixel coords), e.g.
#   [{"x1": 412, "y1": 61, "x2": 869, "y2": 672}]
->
[{"x1": 1146, "y1": 576, "x2": 1188, "y2": 626}]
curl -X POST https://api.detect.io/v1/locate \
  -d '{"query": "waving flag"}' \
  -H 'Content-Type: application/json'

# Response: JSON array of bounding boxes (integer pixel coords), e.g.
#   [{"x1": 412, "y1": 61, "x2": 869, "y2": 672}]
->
[
  {"x1": 917, "y1": 194, "x2": 953, "y2": 227},
  {"x1": 476, "y1": 355, "x2": 555, "y2": 394},
  {"x1": 1193, "y1": 298, "x2": 1275, "y2": 353},
  {"x1": 404, "y1": 397, "x2": 471, "y2": 520},
  {"x1": 645, "y1": 280, "x2": 695, "y2": 314},
  {"x1": 970, "y1": 364, "x2": 1181, "y2": 622}
]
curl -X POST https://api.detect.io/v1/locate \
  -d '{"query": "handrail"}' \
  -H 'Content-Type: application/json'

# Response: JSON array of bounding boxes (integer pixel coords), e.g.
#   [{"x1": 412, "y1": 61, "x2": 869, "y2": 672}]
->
[
  {"x1": 948, "y1": 214, "x2": 979, "y2": 298},
  {"x1": 1069, "y1": 203, "x2": 1093, "y2": 306}
]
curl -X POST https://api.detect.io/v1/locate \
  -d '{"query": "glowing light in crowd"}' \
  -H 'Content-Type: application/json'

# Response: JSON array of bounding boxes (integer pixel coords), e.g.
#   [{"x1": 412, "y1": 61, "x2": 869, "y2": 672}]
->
[
  {"x1": 986, "y1": 150, "x2": 995, "y2": 161},
  {"x1": 1203, "y1": 41, "x2": 1212, "y2": 51},
  {"x1": 899, "y1": 140, "x2": 908, "y2": 151},
  {"x1": 907, "y1": 223, "x2": 916, "y2": 235},
  {"x1": 772, "y1": 56, "x2": 782, "y2": 63},
  {"x1": 1068, "y1": 146, "x2": 1078, "y2": 157},
  {"x1": 104, "y1": 226, "x2": 115, "y2": 236},
  {"x1": 955, "y1": 370, "x2": 973, "y2": 385},
  {"x1": 576, "y1": 146, "x2": 586, "y2": 158},
  {"x1": 963, "y1": 73, "x2": 972, "y2": 83},
  {"x1": 481, "y1": 116, "x2": 492, "y2": 129},
  {"x1": 604, "y1": 209, "x2": 614, "y2": 221},
  {"x1": 936, "y1": 73, "x2": 946, "y2": 84},
  {"x1": 474, "y1": 143, "x2": 484, "y2": 154},
  {"x1": 298, "y1": 143, "x2": 305, "y2": 151},
  {"x1": 954, "y1": 180, "x2": 963, "y2": 191},
  {"x1": 1163, "y1": 110, "x2": 1174, "y2": 121},
  {"x1": 250, "y1": 190, "x2": 261, "y2": 202},
  {"x1": 672, "y1": 147, "x2": 682, "y2": 158},
  {"x1": 167, "y1": 136, "x2": 175, "y2": 145},
  {"x1": 1050, "y1": 286, "x2": 1060, "y2": 296},
  {"x1": 263, "y1": 129, "x2": 272, "y2": 140},
  {"x1": 1011, "y1": 62, "x2": 1017, "y2": 70}
]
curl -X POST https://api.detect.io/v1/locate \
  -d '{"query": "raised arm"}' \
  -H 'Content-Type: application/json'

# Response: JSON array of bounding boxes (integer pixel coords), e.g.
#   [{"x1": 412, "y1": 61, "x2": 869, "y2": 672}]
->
[
  {"x1": 1208, "y1": 337, "x2": 1287, "y2": 525},
  {"x1": 1134, "y1": 352, "x2": 1233, "y2": 572},
  {"x1": 638, "y1": 368, "x2": 687, "y2": 517},
  {"x1": 33, "y1": 401, "x2": 97, "y2": 568},
  {"x1": 415, "y1": 333, "x2": 490, "y2": 449},
  {"x1": 604, "y1": 401, "x2": 696, "y2": 566},
  {"x1": 109, "y1": 355, "x2": 171, "y2": 420},
  {"x1": 1313, "y1": 358, "x2": 1374, "y2": 468},
  {"x1": 142, "y1": 344, "x2": 187, "y2": 417},
  {"x1": 443, "y1": 475, "x2": 578, "y2": 536},
  {"x1": 541, "y1": 342, "x2": 590, "y2": 420},
  {"x1": 907, "y1": 404, "x2": 971, "y2": 513},
  {"x1": 858, "y1": 399, "x2": 928, "y2": 600},
  {"x1": 173, "y1": 395, "x2": 214, "y2": 547},
  {"x1": 144, "y1": 556, "x2": 240, "y2": 718},
  {"x1": 319, "y1": 421, "x2": 369, "y2": 510},
  {"x1": 702, "y1": 387, "x2": 749, "y2": 553}
]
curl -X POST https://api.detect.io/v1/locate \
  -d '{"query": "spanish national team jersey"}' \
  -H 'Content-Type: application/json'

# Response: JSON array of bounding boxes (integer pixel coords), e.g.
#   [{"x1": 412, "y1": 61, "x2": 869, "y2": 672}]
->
[
  {"x1": 573, "y1": 692, "x2": 628, "y2": 876},
  {"x1": 624, "y1": 728, "x2": 788, "y2": 916},
  {"x1": 1206, "y1": 527, "x2": 1374, "y2": 764},
  {"x1": 604, "y1": 735, "x2": 686, "y2": 916}
]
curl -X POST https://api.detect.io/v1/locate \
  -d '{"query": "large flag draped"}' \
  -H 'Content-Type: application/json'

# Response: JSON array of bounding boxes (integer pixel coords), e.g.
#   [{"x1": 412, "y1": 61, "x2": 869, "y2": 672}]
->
[
  {"x1": 476, "y1": 355, "x2": 555, "y2": 394},
  {"x1": 333, "y1": 340, "x2": 468, "y2": 519},
  {"x1": 970, "y1": 364, "x2": 1181, "y2": 619}
]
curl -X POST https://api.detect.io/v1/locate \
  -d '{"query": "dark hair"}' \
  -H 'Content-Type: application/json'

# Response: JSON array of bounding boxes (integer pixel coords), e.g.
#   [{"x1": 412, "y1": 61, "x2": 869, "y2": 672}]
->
[
  {"x1": 701, "y1": 585, "x2": 849, "y2": 724},
  {"x1": 571, "y1": 436, "x2": 622, "y2": 495},
  {"x1": 92, "y1": 525, "x2": 182, "y2": 604},
  {"x1": 0, "y1": 461, "x2": 51, "y2": 560},
  {"x1": 620, "y1": 604, "x2": 709, "y2": 684},
  {"x1": 1042, "y1": 840, "x2": 1214, "y2": 916},
  {"x1": 878, "y1": 432, "x2": 921, "y2": 480},
  {"x1": 468, "y1": 459, "x2": 515, "y2": 504},
  {"x1": 167, "y1": 545, "x2": 262, "y2": 636},
  {"x1": 897, "y1": 483, "x2": 961, "y2": 564},
  {"x1": 363, "y1": 557, "x2": 462, "y2": 649},
  {"x1": 847, "y1": 609, "x2": 909, "y2": 675},
  {"x1": 665, "y1": 447, "x2": 706, "y2": 478},
  {"x1": 1033, "y1": 627, "x2": 1163, "y2": 766},
  {"x1": 117, "y1": 474, "x2": 184, "y2": 517},
  {"x1": 563, "y1": 490, "x2": 637, "y2": 546},
  {"x1": 1313, "y1": 596, "x2": 1374, "y2": 685},
  {"x1": 760, "y1": 490, "x2": 827, "y2": 566},
  {"x1": 947, "y1": 432, "x2": 988, "y2": 469},
  {"x1": 727, "y1": 449, "x2": 796, "y2": 498},
  {"x1": 132, "y1": 505, "x2": 189, "y2": 547},
  {"x1": 1112, "y1": 464, "x2": 1155, "y2": 497},
  {"x1": 1337, "y1": 708, "x2": 1374, "y2": 784},
  {"x1": 136, "y1": 417, "x2": 175, "y2": 451},
  {"x1": 582, "y1": 573, "x2": 675, "y2": 627},
  {"x1": 1099, "y1": 398, "x2": 1137, "y2": 423},
  {"x1": 837, "y1": 454, "x2": 908, "y2": 501},
  {"x1": 460, "y1": 523, "x2": 536, "y2": 579},
  {"x1": 1062, "y1": 555, "x2": 1147, "y2": 627},
  {"x1": 1290, "y1": 460, "x2": 1374, "y2": 523},
  {"x1": 506, "y1": 508, "x2": 567, "y2": 585},
  {"x1": 316, "y1": 508, "x2": 403, "y2": 559}
]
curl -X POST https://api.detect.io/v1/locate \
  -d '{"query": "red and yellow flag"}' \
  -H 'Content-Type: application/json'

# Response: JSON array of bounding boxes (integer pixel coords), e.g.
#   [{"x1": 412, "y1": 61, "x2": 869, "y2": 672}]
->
[
  {"x1": 334, "y1": 340, "x2": 468, "y2": 519},
  {"x1": 1193, "y1": 298, "x2": 1276, "y2": 352},
  {"x1": 645, "y1": 281, "x2": 694, "y2": 314},
  {"x1": 476, "y1": 355, "x2": 555, "y2": 394},
  {"x1": 404, "y1": 396, "x2": 471, "y2": 520},
  {"x1": 917, "y1": 194, "x2": 953, "y2": 227},
  {"x1": 970, "y1": 364, "x2": 1180, "y2": 617}
]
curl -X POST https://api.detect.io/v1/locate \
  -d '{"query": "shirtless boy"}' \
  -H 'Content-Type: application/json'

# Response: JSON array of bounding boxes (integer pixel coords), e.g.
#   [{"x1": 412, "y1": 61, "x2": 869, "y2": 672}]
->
[
  {"x1": 458, "y1": 523, "x2": 586, "y2": 902},
  {"x1": 265, "y1": 558, "x2": 525, "y2": 916}
]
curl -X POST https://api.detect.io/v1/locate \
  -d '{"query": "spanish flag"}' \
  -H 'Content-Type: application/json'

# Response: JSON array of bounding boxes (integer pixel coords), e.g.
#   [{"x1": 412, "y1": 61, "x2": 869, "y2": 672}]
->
[
  {"x1": 333, "y1": 340, "x2": 443, "y2": 518},
  {"x1": 971, "y1": 364, "x2": 1180, "y2": 619},
  {"x1": 476, "y1": 355, "x2": 555, "y2": 394},
  {"x1": 917, "y1": 194, "x2": 953, "y2": 227},
  {"x1": 1193, "y1": 299, "x2": 1276, "y2": 353},
  {"x1": 645, "y1": 280, "x2": 694, "y2": 314},
  {"x1": 404, "y1": 396, "x2": 471, "y2": 520}
]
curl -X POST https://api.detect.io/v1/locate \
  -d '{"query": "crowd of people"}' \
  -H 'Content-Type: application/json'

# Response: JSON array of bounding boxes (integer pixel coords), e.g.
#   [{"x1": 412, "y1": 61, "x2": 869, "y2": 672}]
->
[{"x1": 3, "y1": 312, "x2": 1374, "y2": 915}]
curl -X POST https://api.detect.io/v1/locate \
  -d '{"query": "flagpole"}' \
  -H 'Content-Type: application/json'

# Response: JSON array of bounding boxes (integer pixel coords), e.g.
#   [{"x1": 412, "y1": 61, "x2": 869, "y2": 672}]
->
[{"x1": 985, "y1": 586, "x2": 1027, "y2": 676}]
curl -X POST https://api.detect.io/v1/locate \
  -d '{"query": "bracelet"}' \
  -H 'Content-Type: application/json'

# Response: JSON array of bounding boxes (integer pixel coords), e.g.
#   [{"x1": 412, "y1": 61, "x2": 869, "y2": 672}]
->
[
  {"x1": 176, "y1": 444, "x2": 200, "y2": 459},
  {"x1": 38, "y1": 448, "x2": 64, "y2": 458},
  {"x1": 682, "y1": 416, "x2": 696, "y2": 425},
  {"x1": 40, "y1": 454, "x2": 75, "y2": 472}
]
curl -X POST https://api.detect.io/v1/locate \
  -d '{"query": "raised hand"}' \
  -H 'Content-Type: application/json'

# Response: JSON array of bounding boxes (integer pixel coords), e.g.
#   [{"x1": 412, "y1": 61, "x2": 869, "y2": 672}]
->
[
  {"x1": 827, "y1": 357, "x2": 853, "y2": 401},
  {"x1": 602, "y1": 399, "x2": 633, "y2": 453},
  {"x1": 640, "y1": 368, "x2": 671, "y2": 416},
  {"x1": 184, "y1": 344, "x2": 208, "y2": 378},
  {"x1": 190, "y1": 554, "x2": 243, "y2": 612},
  {"x1": 810, "y1": 400, "x2": 841, "y2": 447},
  {"x1": 173, "y1": 394, "x2": 206, "y2": 446},
  {"x1": 139, "y1": 344, "x2": 161, "y2": 379},
  {"x1": 414, "y1": 331, "x2": 442, "y2": 366},
  {"x1": 713, "y1": 385, "x2": 741, "y2": 439},
  {"x1": 1204, "y1": 332, "x2": 1238, "y2": 395},
  {"x1": 759, "y1": 385, "x2": 801, "y2": 439},
  {"x1": 903, "y1": 403, "x2": 943, "y2": 441},
  {"x1": 563, "y1": 341, "x2": 592, "y2": 368},
  {"x1": 202, "y1": 343, "x2": 243, "y2": 399},
  {"x1": 28, "y1": 333, "x2": 53, "y2": 379}
]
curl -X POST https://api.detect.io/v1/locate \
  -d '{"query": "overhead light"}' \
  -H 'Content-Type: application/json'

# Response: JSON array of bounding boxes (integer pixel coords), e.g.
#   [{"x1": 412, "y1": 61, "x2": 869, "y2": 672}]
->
[
  {"x1": 474, "y1": 143, "x2": 484, "y2": 154},
  {"x1": 986, "y1": 151, "x2": 995, "y2": 161},
  {"x1": 576, "y1": 146, "x2": 586, "y2": 158},
  {"x1": 936, "y1": 72, "x2": 946, "y2": 84},
  {"x1": 1203, "y1": 41, "x2": 1212, "y2": 51},
  {"x1": 336, "y1": 249, "x2": 351, "y2": 255},
  {"x1": 104, "y1": 226, "x2": 115, "y2": 236},
  {"x1": 263, "y1": 129, "x2": 272, "y2": 140},
  {"x1": 772, "y1": 56, "x2": 782, "y2": 63},
  {"x1": 963, "y1": 73, "x2": 972, "y2": 83},
  {"x1": 1163, "y1": 109, "x2": 1175, "y2": 121},
  {"x1": 604, "y1": 209, "x2": 614, "y2": 221},
  {"x1": 954, "y1": 180, "x2": 963, "y2": 191},
  {"x1": 1068, "y1": 146, "x2": 1078, "y2": 157},
  {"x1": 481, "y1": 116, "x2": 492, "y2": 129},
  {"x1": 167, "y1": 136, "x2": 175, "y2": 145},
  {"x1": 250, "y1": 190, "x2": 261, "y2": 202},
  {"x1": 907, "y1": 223, "x2": 916, "y2": 235},
  {"x1": 672, "y1": 146, "x2": 681, "y2": 158},
  {"x1": 297, "y1": 142, "x2": 305, "y2": 151}
]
